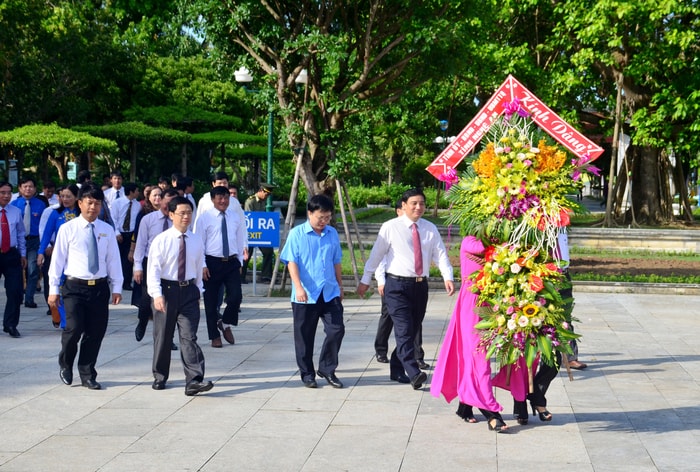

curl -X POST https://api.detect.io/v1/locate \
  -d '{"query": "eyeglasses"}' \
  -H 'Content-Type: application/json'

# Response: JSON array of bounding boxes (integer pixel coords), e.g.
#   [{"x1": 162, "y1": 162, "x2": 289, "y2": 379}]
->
[{"x1": 172, "y1": 211, "x2": 193, "y2": 217}]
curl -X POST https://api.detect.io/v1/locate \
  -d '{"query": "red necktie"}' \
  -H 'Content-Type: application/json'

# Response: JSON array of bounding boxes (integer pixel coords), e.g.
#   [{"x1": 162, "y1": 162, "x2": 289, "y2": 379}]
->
[
  {"x1": 412, "y1": 223, "x2": 423, "y2": 276},
  {"x1": 1, "y1": 209, "x2": 10, "y2": 253}
]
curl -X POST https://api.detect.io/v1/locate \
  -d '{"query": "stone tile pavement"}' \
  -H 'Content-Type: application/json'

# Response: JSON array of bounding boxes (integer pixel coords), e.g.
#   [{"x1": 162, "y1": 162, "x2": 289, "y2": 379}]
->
[{"x1": 0, "y1": 285, "x2": 699, "y2": 471}]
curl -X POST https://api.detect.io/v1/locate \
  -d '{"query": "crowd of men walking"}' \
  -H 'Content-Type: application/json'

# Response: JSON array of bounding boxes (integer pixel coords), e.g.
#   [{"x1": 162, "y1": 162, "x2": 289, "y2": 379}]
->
[
  {"x1": 1, "y1": 175, "x2": 452, "y2": 401},
  {"x1": 0, "y1": 170, "x2": 277, "y2": 395}
]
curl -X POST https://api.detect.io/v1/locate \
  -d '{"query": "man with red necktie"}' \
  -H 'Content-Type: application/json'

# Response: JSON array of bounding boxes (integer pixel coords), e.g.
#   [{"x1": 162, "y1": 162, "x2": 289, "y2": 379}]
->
[
  {"x1": 147, "y1": 196, "x2": 212, "y2": 396},
  {"x1": 358, "y1": 188, "x2": 455, "y2": 390},
  {"x1": 0, "y1": 181, "x2": 27, "y2": 338}
]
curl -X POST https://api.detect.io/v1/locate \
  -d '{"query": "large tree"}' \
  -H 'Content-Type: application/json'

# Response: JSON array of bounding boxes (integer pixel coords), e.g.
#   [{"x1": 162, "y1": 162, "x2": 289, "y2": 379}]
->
[
  {"x1": 545, "y1": 0, "x2": 700, "y2": 225},
  {"x1": 197, "y1": 0, "x2": 471, "y2": 196}
]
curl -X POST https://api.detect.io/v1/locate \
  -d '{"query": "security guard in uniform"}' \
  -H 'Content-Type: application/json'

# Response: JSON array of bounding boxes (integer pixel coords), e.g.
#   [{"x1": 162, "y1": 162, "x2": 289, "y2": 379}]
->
[{"x1": 243, "y1": 183, "x2": 275, "y2": 282}]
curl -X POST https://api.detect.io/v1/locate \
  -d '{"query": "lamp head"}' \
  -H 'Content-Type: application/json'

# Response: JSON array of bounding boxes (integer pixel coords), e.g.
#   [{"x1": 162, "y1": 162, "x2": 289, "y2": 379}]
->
[{"x1": 234, "y1": 67, "x2": 253, "y2": 83}]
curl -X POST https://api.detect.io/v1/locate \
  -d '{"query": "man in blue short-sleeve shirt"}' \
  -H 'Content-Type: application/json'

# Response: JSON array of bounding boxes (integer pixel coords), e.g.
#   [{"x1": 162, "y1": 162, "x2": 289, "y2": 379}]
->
[{"x1": 280, "y1": 194, "x2": 345, "y2": 389}]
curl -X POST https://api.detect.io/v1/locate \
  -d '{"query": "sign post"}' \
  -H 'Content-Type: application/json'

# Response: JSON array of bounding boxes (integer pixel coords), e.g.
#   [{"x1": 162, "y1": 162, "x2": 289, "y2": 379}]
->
[{"x1": 245, "y1": 211, "x2": 280, "y2": 295}]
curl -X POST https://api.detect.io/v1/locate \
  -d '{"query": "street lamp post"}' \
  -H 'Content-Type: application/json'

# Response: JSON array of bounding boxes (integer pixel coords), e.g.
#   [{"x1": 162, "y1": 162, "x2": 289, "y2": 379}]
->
[
  {"x1": 235, "y1": 66, "x2": 275, "y2": 212},
  {"x1": 432, "y1": 120, "x2": 450, "y2": 217}
]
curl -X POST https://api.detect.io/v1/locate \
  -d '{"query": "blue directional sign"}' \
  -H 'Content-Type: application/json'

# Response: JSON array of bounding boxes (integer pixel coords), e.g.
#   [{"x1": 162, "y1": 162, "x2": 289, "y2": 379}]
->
[{"x1": 245, "y1": 211, "x2": 280, "y2": 248}]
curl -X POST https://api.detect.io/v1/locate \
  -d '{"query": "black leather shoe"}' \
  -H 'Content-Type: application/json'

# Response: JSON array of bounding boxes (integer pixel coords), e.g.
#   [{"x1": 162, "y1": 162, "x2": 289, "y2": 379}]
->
[
  {"x1": 152, "y1": 380, "x2": 166, "y2": 390},
  {"x1": 82, "y1": 379, "x2": 102, "y2": 390},
  {"x1": 411, "y1": 372, "x2": 427, "y2": 390},
  {"x1": 417, "y1": 360, "x2": 431, "y2": 369},
  {"x1": 303, "y1": 379, "x2": 318, "y2": 388},
  {"x1": 135, "y1": 320, "x2": 147, "y2": 342},
  {"x1": 317, "y1": 371, "x2": 343, "y2": 388},
  {"x1": 390, "y1": 373, "x2": 410, "y2": 384},
  {"x1": 171, "y1": 342, "x2": 178, "y2": 351},
  {"x1": 24, "y1": 302, "x2": 38, "y2": 308},
  {"x1": 6, "y1": 326, "x2": 20, "y2": 338},
  {"x1": 59, "y1": 368, "x2": 73, "y2": 385},
  {"x1": 185, "y1": 380, "x2": 213, "y2": 396},
  {"x1": 376, "y1": 354, "x2": 389, "y2": 363}
]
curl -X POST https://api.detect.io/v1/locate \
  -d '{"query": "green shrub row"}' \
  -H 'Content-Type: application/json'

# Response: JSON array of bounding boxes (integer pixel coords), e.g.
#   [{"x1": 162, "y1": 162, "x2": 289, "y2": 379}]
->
[{"x1": 345, "y1": 183, "x2": 450, "y2": 208}]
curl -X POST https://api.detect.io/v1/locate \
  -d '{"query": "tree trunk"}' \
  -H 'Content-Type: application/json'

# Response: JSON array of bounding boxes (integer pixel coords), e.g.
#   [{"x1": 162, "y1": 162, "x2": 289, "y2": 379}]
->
[
  {"x1": 670, "y1": 151, "x2": 694, "y2": 222},
  {"x1": 180, "y1": 143, "x2": 187, "y2": 176},
  {"x1": 47, "y1": 152, "x2": 67, "y2": 182},
  {"x1": 129, "y1": 139, "x2": 137, "y2": 182},
  {"x1": 630, "y1": 145, "x2": 668, "y2": 225}
]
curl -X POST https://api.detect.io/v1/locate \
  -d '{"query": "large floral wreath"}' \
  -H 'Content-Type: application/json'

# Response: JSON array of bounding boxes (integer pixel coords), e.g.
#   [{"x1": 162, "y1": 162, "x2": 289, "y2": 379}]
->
[{"x1": 445, "y1": 99, "x2": 599, "y2": 370}]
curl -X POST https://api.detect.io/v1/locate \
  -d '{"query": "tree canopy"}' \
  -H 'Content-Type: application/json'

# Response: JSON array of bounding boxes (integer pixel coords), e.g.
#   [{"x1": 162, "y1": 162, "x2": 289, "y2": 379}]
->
[{"x1": 1, "y1": 0, "x2": 699, "y2": 225}]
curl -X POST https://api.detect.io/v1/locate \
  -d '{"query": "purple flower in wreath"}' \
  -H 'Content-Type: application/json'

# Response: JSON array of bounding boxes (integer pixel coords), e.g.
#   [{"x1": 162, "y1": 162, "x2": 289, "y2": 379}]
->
[
  {"x1": 572, "y1": 153, "x2": 602, "y2": 180},
  {"x1": 509, "y1": 197, "x2": 530, "y2": 217},
  {"x1": 438, "y1": 168, "x2": 459, "y2": 190},
  {"x1": 503, "y1": 98, "x2": 530, "y2": 119}
]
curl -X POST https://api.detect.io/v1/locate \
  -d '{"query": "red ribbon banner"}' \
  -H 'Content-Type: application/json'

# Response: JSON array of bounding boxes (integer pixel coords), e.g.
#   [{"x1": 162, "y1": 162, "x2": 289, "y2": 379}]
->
[{"x1": 426, "y1": 75, "x2": 604, "y2": 179}]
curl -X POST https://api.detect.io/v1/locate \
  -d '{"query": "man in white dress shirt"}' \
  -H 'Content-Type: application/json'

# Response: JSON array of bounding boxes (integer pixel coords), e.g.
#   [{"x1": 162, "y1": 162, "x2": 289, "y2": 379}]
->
[
  {"x1": 0, "y1": 181, "x2": 27, "y2": 338},
  {"x1": 193, "y1": 186, "x2": 246, "y2": 348},
  {"x1": 102, "y1": 171, "x2": 124, "y2": 209},
  {"x1": 357, "y1": 188, "x2": 454, "y2": 390},
  {"x1": 48, "y1": 183, "x2": 123, "y2": 390},
  {"x1": 111, "y1": 182, "x2": 141, "y2": 291},
  {"x1": 132, "y1": 188, "x2": 179, "y2": 342},
  {"x1": 196, "y1": 171, "x2": 245, "y2": 223},
  {"x1": 147, "y1": 196, "x2": 213, "y2": 396}
]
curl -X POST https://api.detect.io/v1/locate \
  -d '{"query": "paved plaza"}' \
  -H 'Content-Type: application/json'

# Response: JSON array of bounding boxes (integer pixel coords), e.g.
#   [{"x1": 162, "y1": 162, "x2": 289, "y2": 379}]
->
[{"x1": 0, "y1": 284, "x2": 699, "y2": 471}]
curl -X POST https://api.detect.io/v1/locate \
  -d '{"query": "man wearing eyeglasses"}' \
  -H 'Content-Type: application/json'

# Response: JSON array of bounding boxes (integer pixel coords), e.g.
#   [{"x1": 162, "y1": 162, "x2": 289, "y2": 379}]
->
[
  {"x1": 147, "y1": 196, "x2": 212, "y2": 396},
  {"x1": 243, "y1": 183, "x2": 275, "y2": 283},
  {"x1": 279, "y1": 194, "x2": 345, "y2": 389}
]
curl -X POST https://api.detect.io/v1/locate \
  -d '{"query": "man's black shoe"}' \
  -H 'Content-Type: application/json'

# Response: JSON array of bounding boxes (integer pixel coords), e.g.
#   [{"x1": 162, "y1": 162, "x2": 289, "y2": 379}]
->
[
  {"x1": 6, "y1": 326, "x2": 20, "y2": 338},
  {"x1": 411, "y1": 372, "x2": 427, "y2": 390},
  {"x1": 185, "y1": 381, "x2": 213, "y2": 396},
  {"x1": 390, "y1": 373, "x2": 410, "y2": 384},
  {"x1": 59, "y1": 368, "x2": 73, "y2": 385},
  {"x1": 317, "y1": 371, "x2": 343, "y2": 388},
  {"x1": 82, "y1": 379, "x2": 102, "y2": 390},
  {"x1": 417, "y1": 360, "x2": 431, "y2": 369},
  {"x1": 303, "y1": 378, "x2": 318, "y2": 388},
  {"x1": 376, "y1": 354, "x2": 389, "y2": 363},
  {"x1": 24, "y1": 302, "x2": 38, "y2": 308},
  {"x1": 152, "y1": 380, "x2": 166, "y2": 390},
  {"x1": 135, "y1": 320, "x2": 147, "y2": 342}
]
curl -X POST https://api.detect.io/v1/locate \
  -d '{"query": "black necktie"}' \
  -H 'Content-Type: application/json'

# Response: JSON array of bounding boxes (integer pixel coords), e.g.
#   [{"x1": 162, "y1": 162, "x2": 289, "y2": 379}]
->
[
  {"x1": 221, "y1": 212, "x2": 229, "y2": 258},
  {"x1": 162, "y1": 215, "x2": 169, "y2": 232},
  {"x1": 123, "y1": 200, "x2": 133, "y2": 231},
  {"x1": 178, "y1": 234, "x2": 186, "y2": 281}
]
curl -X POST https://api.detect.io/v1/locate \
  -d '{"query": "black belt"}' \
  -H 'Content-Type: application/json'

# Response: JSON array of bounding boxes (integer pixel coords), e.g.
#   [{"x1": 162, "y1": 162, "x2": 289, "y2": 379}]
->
[
  {"x1": 206, "y1": 254, "x2": 238, "y2": 263},
  {"x1": 161, "y1": 278, "x2": 196, "y2": 289},
  {"x1": 26, "y1": 235, "x2": 39, "y2": 240},
  {"x1": 386, "y1": 273, "x2": 427, "y2": 283},
  {"x1": 65, "y1": 276, "x2": 108, "y2": 286}
]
